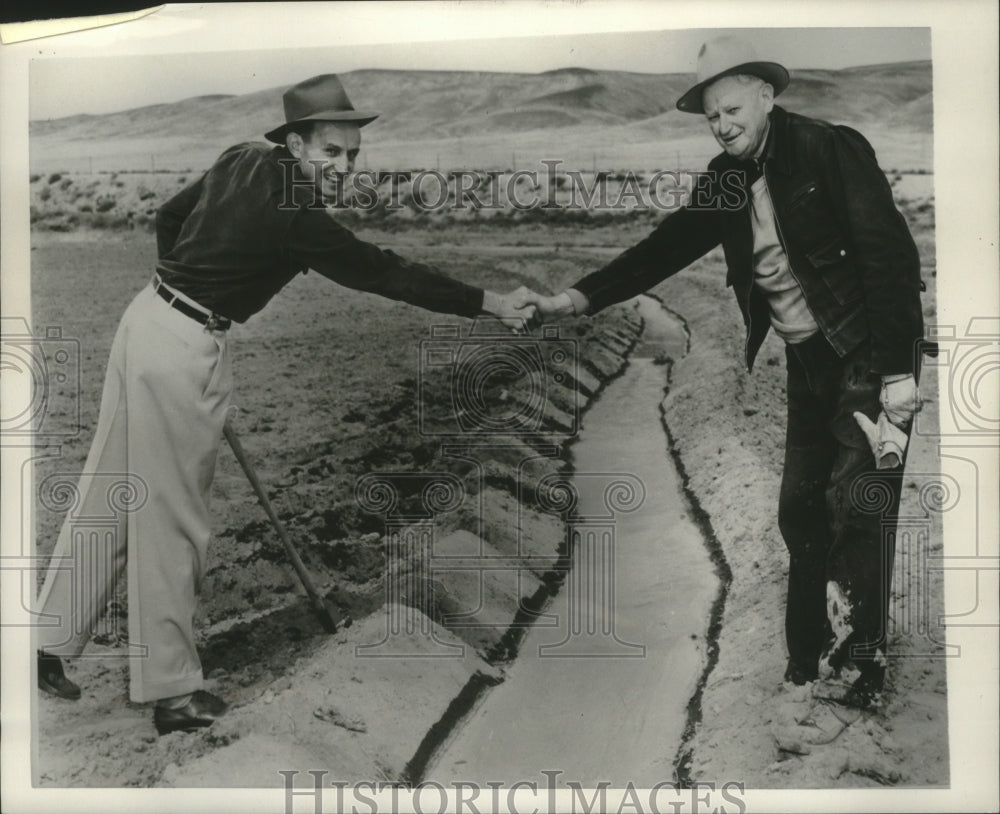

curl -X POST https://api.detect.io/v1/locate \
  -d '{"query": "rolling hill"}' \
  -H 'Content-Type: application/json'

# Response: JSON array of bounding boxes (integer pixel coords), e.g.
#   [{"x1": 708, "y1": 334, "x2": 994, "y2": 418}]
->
[{"x1": 29, "y1": 62, "x2": 932, "y2": 173}]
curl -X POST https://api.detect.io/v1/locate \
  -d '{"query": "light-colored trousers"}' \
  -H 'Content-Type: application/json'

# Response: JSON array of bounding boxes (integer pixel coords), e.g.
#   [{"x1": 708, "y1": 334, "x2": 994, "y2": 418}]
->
[{"x1": 36, "y1": 282, "x2": 232, "y2": 702}]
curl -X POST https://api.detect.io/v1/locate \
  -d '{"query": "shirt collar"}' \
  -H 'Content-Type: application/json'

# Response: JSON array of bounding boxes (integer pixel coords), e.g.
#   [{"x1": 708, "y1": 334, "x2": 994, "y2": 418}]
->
[{"x1": 754, "y1": 117, "x2": 774, "y2": 169}]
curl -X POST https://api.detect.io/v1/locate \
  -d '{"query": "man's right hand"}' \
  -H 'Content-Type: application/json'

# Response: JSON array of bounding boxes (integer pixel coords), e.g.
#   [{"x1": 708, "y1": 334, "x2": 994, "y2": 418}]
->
[{"x1": 514, "y1": 289, "x2": 587, "y2": 323}]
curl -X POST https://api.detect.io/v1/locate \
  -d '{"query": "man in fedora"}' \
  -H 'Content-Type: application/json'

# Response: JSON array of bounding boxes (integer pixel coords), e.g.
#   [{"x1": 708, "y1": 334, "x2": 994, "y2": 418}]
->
[
  {"x1": 522, "y1": 36, "x2": 925, "y2": 707},
  {"x1": 35, "y1": 74, "x2": 536, "y2": 734}
]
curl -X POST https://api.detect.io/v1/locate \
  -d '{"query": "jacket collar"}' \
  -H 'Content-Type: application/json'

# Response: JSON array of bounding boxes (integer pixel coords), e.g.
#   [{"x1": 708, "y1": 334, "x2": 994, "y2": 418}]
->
[{"x1": 766, "y1": 105, "x2": 793, "y2": 175}]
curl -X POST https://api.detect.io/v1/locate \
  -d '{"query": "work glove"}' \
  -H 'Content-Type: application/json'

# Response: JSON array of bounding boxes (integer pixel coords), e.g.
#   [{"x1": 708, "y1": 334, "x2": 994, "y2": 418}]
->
[
  {"x1": 853, "y1": 410, "x2": 908, "y2": 469},
  {"x1": 880, "y1": 374, "x2": 920, "y2": 428}
]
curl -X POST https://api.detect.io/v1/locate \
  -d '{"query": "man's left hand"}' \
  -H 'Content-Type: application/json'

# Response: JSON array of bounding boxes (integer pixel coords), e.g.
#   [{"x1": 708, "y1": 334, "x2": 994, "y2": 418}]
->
[
  {"x1": 853, "y1": 410, "x2": 908, "y2": 469},
  {"x1": 482, "y1": 287, "x2": 539, "y2": 334},
  {"x1": 880, "y1": 374, "x2": 921, "y2": 428}
]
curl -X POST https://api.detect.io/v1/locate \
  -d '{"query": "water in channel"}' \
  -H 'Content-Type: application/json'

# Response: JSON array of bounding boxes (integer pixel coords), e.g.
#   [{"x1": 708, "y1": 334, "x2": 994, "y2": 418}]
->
[{"x1": 427, "y1": 296, "x2": 719, "y2": 788}]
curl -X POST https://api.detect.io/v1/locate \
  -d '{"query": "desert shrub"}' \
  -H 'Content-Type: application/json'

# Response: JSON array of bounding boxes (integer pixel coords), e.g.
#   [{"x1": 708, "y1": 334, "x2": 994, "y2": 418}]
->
[
  {"x1": 30, "y1": 174, "x2": 41, "y2": 183},
  {"x1": 38, "y1": 186, "x2": 51, "y2": 201},
  {"x1": 609, "y1": 171, "x2": 645, "y2": 184},
  {"x1": 515, "y1": 206, "x2": 595, "y2": 226},
  {"x1": 85, "y1": 212, "x2": 131, "y2": 229},
  {"x1": 48, "y1": 173, "x2": 62, "y2": 184},
  {"x1": 177, "y1": 176, "x2": 187, "y2": 184},
  {"x1": 95, "y1": 196, "x2": 117, "y2": 213},
  {"x1": 136, "y1": 217, "x2": 156, "y2": 233},
  {"x1": 46, "y1": 214, "x2": 79, "y2": 232},
  {"x1": 137, "y1": 185, "x2": 157, "y2": 201},
  {"x1": 59, "y1": 177, "x2": 73, "y2": 190},
  {"x1": 78, "y1": 202, "x2": 93, "y2": 213}
]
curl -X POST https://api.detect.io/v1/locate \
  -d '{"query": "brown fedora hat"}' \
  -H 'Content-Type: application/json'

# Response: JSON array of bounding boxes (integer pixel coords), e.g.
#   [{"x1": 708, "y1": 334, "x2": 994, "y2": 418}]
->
[
  {"x1": 676, "y1": 36, "x2": 789, "y2": 114},
  {"x1": 265, "y1": 74, "x2": 379, "y2": 143}
]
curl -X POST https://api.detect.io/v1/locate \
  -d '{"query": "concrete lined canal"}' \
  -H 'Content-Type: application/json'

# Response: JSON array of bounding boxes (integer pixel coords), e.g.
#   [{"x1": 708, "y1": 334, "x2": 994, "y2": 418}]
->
[{"x1": 427, "y1": 296, "x2": 721, "y2": 787}]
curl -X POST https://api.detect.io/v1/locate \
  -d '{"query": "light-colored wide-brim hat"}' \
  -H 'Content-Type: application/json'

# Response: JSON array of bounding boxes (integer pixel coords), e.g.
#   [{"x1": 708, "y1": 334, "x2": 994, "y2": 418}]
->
[
  {"x1": 676, "y1": 36, "x2": 789, "y2": 115},
  {"x1": 265, "y1": 74, "x2": 379, "y2": 143}
]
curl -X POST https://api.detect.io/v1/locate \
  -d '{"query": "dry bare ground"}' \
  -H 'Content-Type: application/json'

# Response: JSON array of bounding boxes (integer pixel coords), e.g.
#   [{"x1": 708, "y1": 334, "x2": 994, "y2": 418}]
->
[
  {"x1": 27, "y1": 60, "x2": 942, "y2": 790},
  {"x1": 30, "y1": 182, "x2": 945, "y2": 789},
  {"x1": 649, "y1": 192, "x2": 946, "y2": 787},
  {"x1": 31, "y1": 226, "x2": 644, "y2": 786}
]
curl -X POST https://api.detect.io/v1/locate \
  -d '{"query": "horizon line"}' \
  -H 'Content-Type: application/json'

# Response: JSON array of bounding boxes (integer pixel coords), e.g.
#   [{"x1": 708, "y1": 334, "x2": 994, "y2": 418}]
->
[{"x1": 30, "y1": 58, "x2": 931, "y2": 123}]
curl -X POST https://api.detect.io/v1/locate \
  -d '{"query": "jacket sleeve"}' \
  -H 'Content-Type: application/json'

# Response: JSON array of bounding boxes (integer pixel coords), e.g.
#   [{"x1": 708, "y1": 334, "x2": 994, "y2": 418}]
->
[
  {"x1": 156, "y1": 175, "x2": 206, "y2": 258},
  {"x1": 821, "y1": 127, "x2": 924, "y2": 374},
  {"x1": 287, "y1": 205, "x2": 485, "y2": 318},
  {"x1": 569, "y1": 171, "x2": 726, "y2": 313}
]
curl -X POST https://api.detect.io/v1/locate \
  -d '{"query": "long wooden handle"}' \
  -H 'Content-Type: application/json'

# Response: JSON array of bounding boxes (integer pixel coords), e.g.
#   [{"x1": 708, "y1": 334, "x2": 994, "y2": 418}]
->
[{"x1": 223, "y1": 420, "x2": 337, "y2": 631}]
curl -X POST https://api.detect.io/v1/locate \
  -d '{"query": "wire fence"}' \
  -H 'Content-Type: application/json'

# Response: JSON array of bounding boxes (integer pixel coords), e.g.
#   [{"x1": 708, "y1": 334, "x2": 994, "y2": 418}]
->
[{"x1": 29, "y1": 147, "x2": 720, "y2": 178}]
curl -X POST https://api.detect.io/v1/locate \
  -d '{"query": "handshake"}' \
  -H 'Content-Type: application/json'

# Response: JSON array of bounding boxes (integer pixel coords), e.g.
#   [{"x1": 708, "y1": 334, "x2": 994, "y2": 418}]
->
[{"x1": 481, "y1": 286, "x2": 586, "y2": 334}]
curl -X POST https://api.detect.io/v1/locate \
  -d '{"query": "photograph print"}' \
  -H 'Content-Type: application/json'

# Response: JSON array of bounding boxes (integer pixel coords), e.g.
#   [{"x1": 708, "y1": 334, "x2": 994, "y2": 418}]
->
[{"x1": 6, "y1": 10, "x2": 986, "y2": 811}]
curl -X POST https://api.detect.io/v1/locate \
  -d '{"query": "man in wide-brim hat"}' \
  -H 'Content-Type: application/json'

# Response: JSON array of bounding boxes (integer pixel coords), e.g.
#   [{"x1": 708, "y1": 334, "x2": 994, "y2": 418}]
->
[
  {"x1": 35, "y1": 73, "x2": 536, "y2": 734},
  {"x1": 524, "y1": 35, "x2": 926, "y2": 708}
]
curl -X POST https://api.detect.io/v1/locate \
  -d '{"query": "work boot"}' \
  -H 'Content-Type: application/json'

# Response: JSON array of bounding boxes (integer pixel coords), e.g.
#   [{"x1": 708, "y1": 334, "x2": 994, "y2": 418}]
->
[
  {"x1": 38, "y1": 650, "x2": 81, "y2": 700},
  {"x1": 783, "y1": 657, "x2": 818, "y2": 686},
  {"x1": 153, "y1": 690, "x2": 228, "y2": 735},
  {"x1": 841, "y1": 662, "x2": 885, "y2": 710}
]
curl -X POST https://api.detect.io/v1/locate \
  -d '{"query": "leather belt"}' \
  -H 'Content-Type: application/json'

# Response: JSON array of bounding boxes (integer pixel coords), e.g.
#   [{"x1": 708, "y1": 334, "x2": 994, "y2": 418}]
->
[{"x1": 153, "y1": 278, "x2": 231, "y2": 331}]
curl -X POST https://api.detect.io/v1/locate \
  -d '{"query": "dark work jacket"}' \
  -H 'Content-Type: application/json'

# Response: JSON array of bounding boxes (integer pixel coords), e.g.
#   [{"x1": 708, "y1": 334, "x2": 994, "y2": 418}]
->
[
  {"x1": 571, "y1": 106, "x2": 925, "y2": 374},
  {"x1": 156, "y1": 143, "x2": 484, "y2": 323}
]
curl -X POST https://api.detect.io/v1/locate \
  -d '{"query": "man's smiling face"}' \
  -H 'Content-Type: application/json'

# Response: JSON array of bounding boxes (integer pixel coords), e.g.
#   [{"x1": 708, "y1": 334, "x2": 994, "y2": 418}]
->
[
  {"x1": 288, "y1": 121, "x2": 361, "y2": 202},
  {"x1": 702, "y1": 75, "x2": 774, "y2": 161}
]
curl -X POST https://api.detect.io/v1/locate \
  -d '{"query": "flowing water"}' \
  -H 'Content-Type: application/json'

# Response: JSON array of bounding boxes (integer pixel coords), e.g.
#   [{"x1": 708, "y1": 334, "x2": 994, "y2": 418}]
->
[{"x1": 426, "y1": 296, "x2": 719, "y2": 787}]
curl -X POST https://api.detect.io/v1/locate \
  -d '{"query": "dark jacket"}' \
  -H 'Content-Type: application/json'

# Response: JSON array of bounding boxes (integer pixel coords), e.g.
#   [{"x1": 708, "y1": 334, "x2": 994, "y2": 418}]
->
[
  {"x1": 156, "y1": 143, "x2": 484, "y2": 323},
  {"x1": 571, "y1": 106, "x2": 925, "y2": 374}
]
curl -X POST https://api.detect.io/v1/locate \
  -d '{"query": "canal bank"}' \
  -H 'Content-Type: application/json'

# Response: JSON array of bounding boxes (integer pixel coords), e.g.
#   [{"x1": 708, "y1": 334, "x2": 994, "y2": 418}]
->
[{"x1": 425, "y1": 297, "x2": 722, "y2": 787}]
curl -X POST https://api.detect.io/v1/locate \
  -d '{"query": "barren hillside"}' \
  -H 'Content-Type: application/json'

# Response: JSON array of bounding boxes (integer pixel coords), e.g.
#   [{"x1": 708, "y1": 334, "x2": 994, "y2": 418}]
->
[{"x1": 29, "y1": 62, "x2": 932, "y2": 174}]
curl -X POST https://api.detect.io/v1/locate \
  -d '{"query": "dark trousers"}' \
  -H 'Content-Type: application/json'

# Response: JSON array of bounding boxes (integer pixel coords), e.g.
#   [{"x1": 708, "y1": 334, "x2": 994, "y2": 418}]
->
[{"x1": 778, "y1": 333, "x2": 909, "y2": 688}]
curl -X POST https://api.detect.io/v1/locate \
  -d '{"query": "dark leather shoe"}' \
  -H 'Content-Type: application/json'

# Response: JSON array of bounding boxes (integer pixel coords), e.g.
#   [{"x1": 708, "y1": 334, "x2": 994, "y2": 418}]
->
[
  {"x1": 38, "y1": 650, "x2": 81, "y2": 700},
  {"x1": 153, "y1": 690, "x2": 228, "y2": 735},
  {"x1": 784, "y1": 658, "x2": 818, "y2": 686},
  {"x1": 841, "y1": 670, "x2": 884, "y2": 710}
]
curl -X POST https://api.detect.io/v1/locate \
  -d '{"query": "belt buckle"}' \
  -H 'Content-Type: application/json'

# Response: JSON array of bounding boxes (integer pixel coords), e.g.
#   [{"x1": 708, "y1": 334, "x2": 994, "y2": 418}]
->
[{"x1": 205, "y1": 314, "x2": 224, "y2": 332}]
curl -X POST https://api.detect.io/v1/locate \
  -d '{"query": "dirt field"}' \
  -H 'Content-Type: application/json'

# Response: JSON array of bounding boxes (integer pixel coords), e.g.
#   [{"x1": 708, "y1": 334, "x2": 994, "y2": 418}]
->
[{"x1": 30, "y1": 184, "x2": 947, "y2": 789}]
